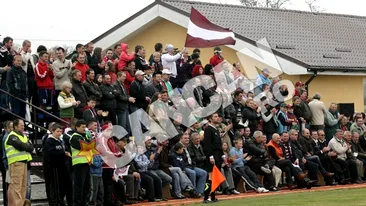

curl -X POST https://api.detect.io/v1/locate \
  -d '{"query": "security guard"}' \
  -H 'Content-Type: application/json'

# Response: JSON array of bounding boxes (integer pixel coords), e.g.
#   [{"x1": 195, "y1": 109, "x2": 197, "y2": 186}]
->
[
  {"x1": 5, "y1": 119, "x2": 33, "y2": 206},
  {"x1": 70, "y1": 119, "x2": 91, "y2": 206}
]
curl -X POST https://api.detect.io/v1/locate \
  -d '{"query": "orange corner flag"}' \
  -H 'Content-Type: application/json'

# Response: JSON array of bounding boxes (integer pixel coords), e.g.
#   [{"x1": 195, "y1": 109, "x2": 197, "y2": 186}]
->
[
  {"x1": 211, "y1": 165, "x2": 226, "y2": 193},
  {"x1": 76, "y1": 139, "x2": 100, "y2": 164}
]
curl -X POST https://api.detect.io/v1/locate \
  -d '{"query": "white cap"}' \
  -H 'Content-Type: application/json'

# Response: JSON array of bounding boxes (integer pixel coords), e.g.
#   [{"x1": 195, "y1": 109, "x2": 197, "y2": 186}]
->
[
  {"x1": 135, "y1": 70, "x2": 145, "y2": 76},
  {"x1": 162, "y1": 69, "x2": 172, "y2": 75},
  {"x1": 165, "y1": 44, "x2": 175, "y2": 51}
]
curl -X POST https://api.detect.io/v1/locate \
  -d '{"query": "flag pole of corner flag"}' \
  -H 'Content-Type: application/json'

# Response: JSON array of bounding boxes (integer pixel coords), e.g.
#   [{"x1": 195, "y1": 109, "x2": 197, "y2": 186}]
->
[
  {"x1": 185, "y1": 7, "x2": 236, "y2": 48},
  {"x1": 211, "y1": 165, "x2": 226, "y2": 193}
]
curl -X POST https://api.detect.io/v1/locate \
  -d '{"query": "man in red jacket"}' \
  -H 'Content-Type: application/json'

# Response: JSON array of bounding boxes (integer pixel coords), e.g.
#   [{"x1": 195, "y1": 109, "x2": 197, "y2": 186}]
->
[
  {"x1": 209, "y1": 46, "x2": 224, "y2": 68},
  {"x1": 117, "y1": 43, "x2": 135, "y2": 71},
  {"x1": 73, "y1": 53, "x2": 89, "y2": 82},
  {"x1": 35, "y1": 51, "x2": 54, "y2": 110}
]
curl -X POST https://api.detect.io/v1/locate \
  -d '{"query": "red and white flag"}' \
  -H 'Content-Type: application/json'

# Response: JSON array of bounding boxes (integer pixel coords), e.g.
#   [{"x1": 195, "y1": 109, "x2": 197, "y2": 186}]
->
[{"x1": 185, "y1": 7, "x2": 236, "y2": 48}]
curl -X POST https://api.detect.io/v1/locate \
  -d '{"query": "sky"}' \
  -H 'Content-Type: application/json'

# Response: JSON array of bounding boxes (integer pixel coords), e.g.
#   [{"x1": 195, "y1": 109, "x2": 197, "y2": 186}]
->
[{"x1": 1, "y1": 0, "x2": 365, "y2": 53}]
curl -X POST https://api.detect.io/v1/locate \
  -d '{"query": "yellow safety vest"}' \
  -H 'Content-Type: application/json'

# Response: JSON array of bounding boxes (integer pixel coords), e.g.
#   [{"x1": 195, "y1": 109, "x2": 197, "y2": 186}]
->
[
  {"x1": 5, "y1": 131, "x2": 32, "y2": 165},
  {"x1": 70, "y1": 132, "x2": 90, "y2": 166}
]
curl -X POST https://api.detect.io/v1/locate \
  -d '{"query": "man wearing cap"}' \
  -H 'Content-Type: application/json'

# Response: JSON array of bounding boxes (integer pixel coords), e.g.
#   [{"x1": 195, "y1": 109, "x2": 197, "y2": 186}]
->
[
  {"x1": 294, "y1": 81, "x2": 304, "y2": 97},
  {"x1": 161, "y1": 69, "x2": 173, "y2": 97},
  {"x1": 209, "y1": 46, "x2": 224, "y2": 67},
  {"x1": 161, "y1": 44, "x2": 186, "y2": 88},
  {"x1": 130, "y1": 70, "x2": 150, "y2": 111},
  {"x1": 255, "y1": 68, "x2": 272, "y2": 94}
]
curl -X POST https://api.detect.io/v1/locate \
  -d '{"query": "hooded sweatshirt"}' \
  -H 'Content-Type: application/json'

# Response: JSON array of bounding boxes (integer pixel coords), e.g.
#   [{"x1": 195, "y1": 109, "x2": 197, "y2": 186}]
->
[
  {"x1": 118, "y1": 43, "x2": 135, "y2": 71},
  {"x1": 35, "y1": 61, "x2": 54, "y2": 89}
]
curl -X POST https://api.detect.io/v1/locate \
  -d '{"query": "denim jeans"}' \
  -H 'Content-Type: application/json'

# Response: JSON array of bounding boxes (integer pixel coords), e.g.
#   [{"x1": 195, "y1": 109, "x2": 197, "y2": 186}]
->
[
  {"x1": 185, "y1": 167, "x2": 207, "y2": 194},
  {"x1": 148, "y1": 170, "x2": 172, "y2": 187},
  {"x1": 306, "y1": 155, "x2": 326, "y2": 174},
  {"x1": 117, "y1": 109, "x2": 131, "y2": 136},
  {"x1": 169, "y1": 167, "x2": 193, "y2": 196}
]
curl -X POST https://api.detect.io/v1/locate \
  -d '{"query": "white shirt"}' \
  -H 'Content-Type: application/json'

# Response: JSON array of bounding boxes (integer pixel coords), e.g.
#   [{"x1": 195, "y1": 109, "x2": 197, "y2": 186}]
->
[{"x1": 161, "y1": 52, "x2": 182, "y2": 78}]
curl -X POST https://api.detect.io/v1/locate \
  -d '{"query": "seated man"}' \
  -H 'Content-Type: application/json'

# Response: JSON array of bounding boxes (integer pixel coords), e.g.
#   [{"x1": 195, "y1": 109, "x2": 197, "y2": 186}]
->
[
  {"x1": 351, "y1": 131, "x2": 366, "y2": 179},
  {"x1": 245, "y1": 131, "x2": 278, "y2": 191},
  {"x1": 328, "y1": 129, "x2": 353, "y2": 184},
  {"x1": 298, "y1": 129, "x2": 334, "y2": 179},
  {"x1": 229, "y1": 138, "x2": 269, "y2": 193},
  {"x1": 343, "y1": 131, "x2": 363, "y2": 183},
  {"x1": 171, "y1": 133, "x2": 207, "y2": 197}
]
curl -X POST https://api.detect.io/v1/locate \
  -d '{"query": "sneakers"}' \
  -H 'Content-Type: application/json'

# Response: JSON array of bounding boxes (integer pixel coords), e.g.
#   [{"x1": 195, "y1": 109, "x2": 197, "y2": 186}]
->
[
  {"x1": 261, "y1": 165, "x2": 272, "y2": 174},
  {"x1": 229, "y1": 189, "x2": 240, "y2": 195},
  {"x1": 256, "y1": 187, "x2": 269, "y2": 193}
]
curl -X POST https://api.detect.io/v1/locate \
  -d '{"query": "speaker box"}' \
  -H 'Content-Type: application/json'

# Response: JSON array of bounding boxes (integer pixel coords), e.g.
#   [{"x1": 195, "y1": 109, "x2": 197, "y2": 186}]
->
[{"x1": 338, "y1": 103, "x2": 354, "y2": 118}]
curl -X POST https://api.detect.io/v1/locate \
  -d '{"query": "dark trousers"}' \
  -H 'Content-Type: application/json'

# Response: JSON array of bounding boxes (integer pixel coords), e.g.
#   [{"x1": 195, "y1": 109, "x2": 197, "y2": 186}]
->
[
  {"x1": 89, "y1": 176, "x2": 104, "y2": 206},
  {"x1": 233, "y1": 166, "x2": 261, "y2": 190},
  {"x1": 49, "y1": 167, "x2": 73, "y2": 206},
  {"x1": 250, "y1": 161, "x2": 275, "y2": 188},
  {"x1": 275, "y1": 159, "x2": 300, "y2": 185},
  {"x1": 73, "y1": 164, "x2": 90, "y2": 206},
  {"x1": 140, "y1": 171, "x2": 163, "y2": 201},
  {"x1": 113, "y1": 180, "x2": 127, "y2": 202},
  {"x1": 333, "y1": 158, "x2": 351, "y2": 180},
  {"x1": 123, "y1": 174, "x2": 138, "y2": 199},
  {"x1": 117, "y1": 109, "x2": 131, "y2": 136},
  {"x1": 1, "y1": 169, "x2": 8, "y2": 206},
  {"x1": 102, "y1": 168, "x2": 114, "y2": 204},
  {"x1": 299, "y1": 160, "x2": 318, "y2": 181},
  {"x1": 106, "y1": 109, "x2": 117, "y2": 125},
  {"x1": 347, "y1": 159, "x2": 359, "y2": 181},
  {"x1": 10, "y1": 96, "x2": 26, "y2": 119},
  {"x1": 310, "y1": 125, "x2": 324, "y2": 131},
  {"x1": 306, "y1": 155, "x2": 326, "y2": 174}
]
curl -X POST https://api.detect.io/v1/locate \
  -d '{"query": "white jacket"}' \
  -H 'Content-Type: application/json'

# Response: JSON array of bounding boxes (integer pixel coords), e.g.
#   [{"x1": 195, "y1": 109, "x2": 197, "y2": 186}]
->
[{"x1": 161, "y1": 53, "x2": 181, "y2": 78}]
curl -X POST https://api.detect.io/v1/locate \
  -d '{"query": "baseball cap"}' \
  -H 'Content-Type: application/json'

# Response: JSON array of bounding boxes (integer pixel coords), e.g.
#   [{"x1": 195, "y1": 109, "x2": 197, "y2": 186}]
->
[
  {"x1": 165, "y1": 44, "x2": 177, "y2": 51},
  {"x1": 162, "y1": 69, "x2": 172, "y2": 75},
  {"x1": 262, "y1": 68, "x2": 271, "y2": 74},
  {"x1": 295, "y1": 81, "x2": 304, "y2": 87},
  {"x1": 135, "y1": 70, "x2": 145, "y2": 76}
]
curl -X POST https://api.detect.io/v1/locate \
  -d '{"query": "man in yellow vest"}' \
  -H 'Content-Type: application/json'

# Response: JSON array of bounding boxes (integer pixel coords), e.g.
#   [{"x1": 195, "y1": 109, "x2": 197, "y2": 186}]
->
[
  {"x1": 70, "y1": 119, "x2": 91, "y2": 206},
  {"x1": 5, "y1": 119, "x2": 33, "y2": 206}
]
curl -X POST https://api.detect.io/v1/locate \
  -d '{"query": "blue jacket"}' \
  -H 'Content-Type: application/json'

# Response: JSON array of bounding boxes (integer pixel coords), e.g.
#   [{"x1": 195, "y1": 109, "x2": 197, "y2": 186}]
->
[
  {"x1": 90, "y1": 155, "x2": 103, "y2": 177},
  {"x1": 170, "y1": 151, "x2": 186, "y2": 170},
  {"x1": 277, "y1": 111, "x2": 288, "y2": 134},
  {"x1": 229, "y1": 147, "x2": 248, "y2": 169}
]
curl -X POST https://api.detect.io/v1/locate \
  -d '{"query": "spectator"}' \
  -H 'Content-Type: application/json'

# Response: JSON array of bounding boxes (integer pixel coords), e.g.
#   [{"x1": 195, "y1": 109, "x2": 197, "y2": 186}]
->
[
  {"x1": 0, "y1": 37, "x2": 14, "y2": 110},
  {"x1": 150, "y1": 52, "x2": 163, "y2": 71},
  {"x1": 161, "y1": 69, "x2": 173, "y2": 97},
  {"x1": 72, "y1": 53, "x2": 90, "y2": 82},
  {"x1": 0, "y1": 120, "x2": 13, "y2": 206},
  {"x1": 146, "y1": 71, "x2": 163, "y2": 98},
  {"x1": 130, "y1": 70, "x2": 150, "y2": 111},
  {"x1": 114, "y1": 71, "x2": 135, "y2": 135},
  {"x1": 192, "y1": 64, "x2": 204, "y2": 77},
  {"x1": 192, "y1": 48, "x2": 202, "y2": 65},
  {"x1": 71, "y1": 70, "x2": 88, "y2": 118},
  {"x1": 85, "y1": 42, "x2": 98, "y2": 72},
  {"x1": 255, "y1": 68, "x2": 271, "y2": 94},
  {"x1": 35, "y1": 51, "x2": 55, "y2": 111},
  {"x1": 134, "y1": 45, "x2": 149, "y2": 71},
  {"x1": 53, "y1": 47, "x2": 72, "y2": 95},
  {"x1": 58, "y1": 81, "x2": 80, "y2": 128},
  {"x1": 83, "y1": 69, "x2": 102, "y2": 103},
  {"x1": 103, "y1": 49, "x2": 115, "y2": 64},
  {"x1": 117, "y1": 43, "x2": 135, "y2": 71},
  {"x1": 343, "y1": 131, "x2": 363, "y2": 183},
  {"x1": 325, "y1": 102, "x2": 343, "y2": 142},
  {"x1": 149, "y1": 43, "x2": 163, "y2": 65},
  {"x1": 113, "y1": 44, "x2": 122, "y2": 60},
  {"x1": 93, "y1": 47, "x2": 104, "y2": 75},
  {"x1": 242, "y1": 99, "x2": 260, "y2": 136},
  {"x1": 20, "y1": 40, "x2": 31, "y2": 73},
  {"x1": 104, "y1": 62, "x2": 117, "y2": 84},
  {"x1": 83, "y1": 96, "x2": 102, "y2": 126},
  {"x1": 123, "y1": 61, "x2": 136, "y2": 94},
  {"x1": 7, "y1": 55, "x2": 28, "y2": 118},
  {"x1": 176, "y1": 48, "x2": 193, "y2": 88},
  {"x1": 100, "y1": 74, "x2": 118, "y2": 124},
  {"x1": 143, "y1": 66, "x2": 153, "y2": 85},
  {"x1": 209, "y1": 46, "x2": 224, "y2": 67},
  {"x1": 309, "y1": 93, "x2": 327, "y2": 130},
  {"x1": 161, "y1": 44, "x2": 185, "y2": 88},
  {"x1": 71, "y1": 44, "x2": 86, "y2": 63}
]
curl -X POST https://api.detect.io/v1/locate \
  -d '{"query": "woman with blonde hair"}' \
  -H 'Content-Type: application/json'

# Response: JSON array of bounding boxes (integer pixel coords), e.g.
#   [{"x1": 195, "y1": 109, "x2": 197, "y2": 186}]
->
[{"x1": 57, "y1": 81, "x2": 80, "y2": 128}]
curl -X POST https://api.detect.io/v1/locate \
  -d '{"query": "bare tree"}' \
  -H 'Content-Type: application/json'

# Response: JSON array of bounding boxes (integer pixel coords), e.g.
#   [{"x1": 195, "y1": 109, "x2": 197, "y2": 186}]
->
[
  {"x1": 51, "y1": 44, "x2": 75, "y2": 56},
  {"x1": 239, "y1": 0, "x2": 291, "y2": 8},
  {"x1": 305, "y1": 0, "x2": 325, "y2": 12}
]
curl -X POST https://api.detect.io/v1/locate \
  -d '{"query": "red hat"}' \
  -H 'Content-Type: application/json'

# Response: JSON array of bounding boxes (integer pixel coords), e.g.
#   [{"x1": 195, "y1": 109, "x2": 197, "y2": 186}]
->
[
  {"x1": 101, "y1": 124, "x2": 109, "y2": 131},
  {"x1": 295, "y1": 81, "x2": 304, "y2": 87}
]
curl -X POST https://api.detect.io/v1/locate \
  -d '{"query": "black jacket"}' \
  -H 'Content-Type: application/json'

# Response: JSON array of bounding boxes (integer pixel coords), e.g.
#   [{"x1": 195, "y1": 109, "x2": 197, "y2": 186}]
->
[
  {"x1": 245, "y1": 136, "x2": 269, "y2": 162},
  {"x1": 6, "y1": 66, "x2": 28, "y2": 98},
  {"x1": 83, "y1": 79, "x2": 102, "y2": 100},
  {"x1": 311, "y1": 139, "x2": 327, "y2": 157},
  {"x1": 0, "y1": 47, "x2": 13, "y2": 87},
  {"x1": 188, "y1": 143, "x2": 206, "y2": 169},
  {"x1": 100, "y1": 83, "x2": 117, "y2": 110},
  {"x1": 130, "y1": 80, "x2": 148, "y2": 110},
  {"x1": 43, "y1": 136, "x2": 68, "y2": 169},
  {"x1": 290, "y1": 141, "x2": 305, "y2": 161},
  {"x1": 113, "y1": 81, "x2": 129, "y2": 111},
  {"x1": 298, "y1": 136, "x2": 313, "y2": 155},
  {"x1": 242, "y1": 106, "x2": 260, "y2": 134},
  {"x1": 134, "y1": 54, "x2": 149, "y2": 71},
  {"x1": 86, "y1": 51, "x2": 98, "y2": 72},
  {"x1": 351, "y1": 140, "x2": 366, "y2": 159},
  {"x1": 70, "y1": 131, "x2": 90, "y2": 150},
  {"x1": 145, "y1": 81, "x2": 162, "y2": 98},
  {"x1": 71, "y1": 79, "x2": 88, "y2": 117}
]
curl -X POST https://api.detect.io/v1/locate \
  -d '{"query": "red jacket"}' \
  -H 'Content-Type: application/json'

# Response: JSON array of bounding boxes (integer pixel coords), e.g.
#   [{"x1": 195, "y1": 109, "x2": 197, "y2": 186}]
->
[
  {"x1": 109, "y1": 71, "x2": 117, "y2": 84},
  {"x1": 35, "y1": 61, "x2": 54, "y2": 89},
  {"x1": 74, "y1": 62, "x2": 89, "y2": 82},
  {"x1": 118, "y1": 43, "x2": 135, "y2": 71},
  {"x1": 98, "y1": 136, "x2": 122, "y2": 168},
  {"x1": 123, "y1": 71, "x2": 135, "y2": 94},
  {"x1": 209, "y1": 54, "x2": 224, "y2": 67}
]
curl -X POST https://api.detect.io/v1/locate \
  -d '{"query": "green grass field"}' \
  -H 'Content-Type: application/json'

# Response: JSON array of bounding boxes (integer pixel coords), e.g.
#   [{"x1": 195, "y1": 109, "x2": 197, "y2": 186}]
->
[{"x1": 192, "y1": 188, "x2": 366, "y2": 206}]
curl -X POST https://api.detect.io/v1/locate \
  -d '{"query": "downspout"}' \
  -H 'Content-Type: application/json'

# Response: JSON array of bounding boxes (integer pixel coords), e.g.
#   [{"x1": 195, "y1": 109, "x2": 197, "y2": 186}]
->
[{"x1": 304, "y1": 70, "x2": 317, "y2": 93}]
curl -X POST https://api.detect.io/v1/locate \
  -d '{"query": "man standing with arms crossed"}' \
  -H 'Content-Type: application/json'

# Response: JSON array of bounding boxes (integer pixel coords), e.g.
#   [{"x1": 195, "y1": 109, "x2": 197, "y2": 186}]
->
[{"x1": 5, "y1": 119, "x2": 33, "y2": 206}]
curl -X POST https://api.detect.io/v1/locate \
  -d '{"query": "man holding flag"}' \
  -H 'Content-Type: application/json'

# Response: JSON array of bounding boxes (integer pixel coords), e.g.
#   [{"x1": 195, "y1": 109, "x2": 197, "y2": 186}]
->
[{"x1": 203, "y1": 113, "x2": 226, "y2": 203}]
